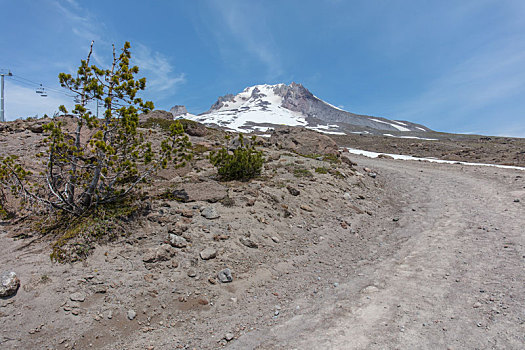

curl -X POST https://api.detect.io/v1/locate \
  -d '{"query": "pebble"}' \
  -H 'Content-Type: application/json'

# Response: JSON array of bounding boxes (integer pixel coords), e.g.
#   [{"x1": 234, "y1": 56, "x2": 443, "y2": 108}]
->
[
  {"x1": 224, "y1": 333, "x2": 234, "y2": 341},
  {"x1": 200, "y1": 247, "x2": 217, "y2": 260},
  {"x1": 286, "y1": 186, "x2": 300, "y2": 196},
  {"x1": 300, "y1": 204, "x2": 313, "y2": 212},
  {"x1": 473, "y1": 302, "x2": 482, "y2": 308},
  {"x1": 218, "y1": 268, "x2": 233, "y2": 283},
  {"x1": 361, "y1": 285, "x2": 379, "y2": 294},
  {"x1": 240, "y1": 236, "x2": 258, "y2": 249},
  {"x1": 514, "y1": 199, "x2": 520, "y2": 203},
  {"x1": 368, "y1": 172, "x2": 377, "y2": 178},
  {"x1": 69, "y1": 292, "x2": 86, "y2": 302},
  {"x1": 169, "y1": 234, "x2": 188, "y2": 248},
  {"x1": 271, "y1": 236, "x2": 280, "y2": 243},
  {"x1": 127, "y1": 309, "x2": 137, "y2": 320}
]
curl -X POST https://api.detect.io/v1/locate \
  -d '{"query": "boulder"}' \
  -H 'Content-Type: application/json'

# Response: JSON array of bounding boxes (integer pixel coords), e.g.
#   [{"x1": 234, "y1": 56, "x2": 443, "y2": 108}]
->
[
  {"x1": 169, "y1": 234, "x2": 188, "y2": 248},
  {"x1": 201, "y1": 206, "x2": 220, "y2": 220},
  {"x1": 180, "y1": 119, "x2": 208, "y2": 137},
  {"x1": 0, "y1": 271, "x2": 20, "y2": 298},
  {"x1": 270, "y1": 127, "x2": 339, "y2": 156},
  {"x1": 200, "y1": 247, "x2": 217, "y2": 260}
]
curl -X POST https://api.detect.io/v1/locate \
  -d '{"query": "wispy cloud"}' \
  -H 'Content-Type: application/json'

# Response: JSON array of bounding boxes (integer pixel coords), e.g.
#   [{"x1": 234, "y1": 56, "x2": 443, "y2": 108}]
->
[
  {"x1": 54, "y1": 0, "x2": 105, "y2": 44},
  {"x1": 209, "y1": 1, "x2": 283, "y2": 79},
  {"x1": 394, "y1": 34, "x2": 525, "y2": 136},
  {"x1": 52, "y1": 0, "x2": 185, "y2": 103},
  {"x1": 4, "y1": 80, "x2": 73, "y2": 120},
  {"x1": 134, "y1": 44, "x2": 186, "y2": 96}
]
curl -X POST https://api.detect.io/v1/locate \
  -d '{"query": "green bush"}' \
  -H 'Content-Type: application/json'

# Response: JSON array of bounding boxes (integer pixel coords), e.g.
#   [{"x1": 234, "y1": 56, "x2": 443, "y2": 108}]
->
[
  {"x1": 209, "y1": 134, "x2": 264, "y2": 181},
  {"x1": 293, "y1": 167, "x2": 313, "y2": 178},
  {"x1": 315, "y1": 166, "x2": 329, "y2": 174}
]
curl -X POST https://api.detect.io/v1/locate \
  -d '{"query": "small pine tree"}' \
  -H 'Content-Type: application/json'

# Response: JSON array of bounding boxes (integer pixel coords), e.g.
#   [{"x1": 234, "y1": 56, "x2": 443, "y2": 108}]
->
[{"x1": 39, "y1": 41, "x2": 191, "y2": 215}]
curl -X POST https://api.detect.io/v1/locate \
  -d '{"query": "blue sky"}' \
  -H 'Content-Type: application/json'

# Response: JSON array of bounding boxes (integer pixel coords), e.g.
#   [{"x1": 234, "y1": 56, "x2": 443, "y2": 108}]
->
[{"x1": 1, "y1": 0, "x2": 524, "y2": 137}]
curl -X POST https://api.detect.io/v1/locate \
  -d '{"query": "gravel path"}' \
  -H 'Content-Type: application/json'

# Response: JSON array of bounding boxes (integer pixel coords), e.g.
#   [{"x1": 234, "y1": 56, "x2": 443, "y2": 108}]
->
[{"x1": 231, "y1": 156, "x2": 525, "y2": 349}]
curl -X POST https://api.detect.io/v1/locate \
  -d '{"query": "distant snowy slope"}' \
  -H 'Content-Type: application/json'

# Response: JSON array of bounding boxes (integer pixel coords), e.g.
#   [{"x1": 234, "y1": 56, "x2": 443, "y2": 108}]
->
[{"x1": 175, "y1": 83, "x2": 431, "y2": 135}]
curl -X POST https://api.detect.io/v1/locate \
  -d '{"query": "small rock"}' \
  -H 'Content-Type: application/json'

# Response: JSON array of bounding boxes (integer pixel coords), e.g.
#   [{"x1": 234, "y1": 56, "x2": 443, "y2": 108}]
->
[
  {"x1": 169, "y1": 234, "x2": 188, "y2": 248},
  {"x1": 286, "y1": 186, "x2": 300, "y2": 196},
  {"x1": 143, "y1": 244, "x2": 176, "y2": 262},
  {"x1": 71, "y1": 309, "x2": 80, "y2": 316},
  {"x1": 271, "y1": 236, "x2": 280, "y2": 243},
  {"x1": 514, "y1": 199, "x2": 520, "y2": 203},
  {"x1": 0, "y1": 271, "x2": 20, "y2": 298},
  {"x1": 300, "y1": 204, "x2": 313, "y2": 212},
  {"x1": 240, "y1": 236, "x2": 258, "y2": 249},
  {"x1": 107, "y1": 310, "x2": 113, "y2": 319},
  {"x1": 473, "y1": 302, "x2": 482, "y2": 308},
  {"x1": 224, "y1": 333, "x2": 234, "y2": 341},
  {"x1": 218, "y1": 268, "x2": 233, "y2": 283},
  {"x1": 361, "y1": 285, "x2": 380, "y2": 294},
  {"x1": 343, "y1": 192, "x2": 352, "y2": 200},
  {"x1": 368, "y1": 172, "x2": 377, "y2": 178},
  {"x1": 201, "y1": 207, "x2": 220, "y2": 219},
  {"x1": 187, "y1": 269, "x2": 197, "y2": 278},
  {"x1": 69, "y1": 292, "x2": 85, "y2": 302},
  {"x1": 200, "y1": 248, "x2": 217, "y2": 260},
  {"x1": 167, "y1": 222, "x2": 189, "y2": 235},
  {"x1": 127, "y1": 309, "x2": 137, "y2": 320}
]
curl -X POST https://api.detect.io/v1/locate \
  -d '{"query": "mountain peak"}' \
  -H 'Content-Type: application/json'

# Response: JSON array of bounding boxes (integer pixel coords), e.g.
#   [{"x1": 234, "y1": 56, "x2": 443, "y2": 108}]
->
[{"x1": 184, "y1": 83, "x2": 430, "y2": 135}]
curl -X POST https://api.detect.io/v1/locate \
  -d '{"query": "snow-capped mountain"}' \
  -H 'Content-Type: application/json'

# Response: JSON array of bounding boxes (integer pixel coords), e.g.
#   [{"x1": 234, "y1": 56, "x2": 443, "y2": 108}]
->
[{"x1": 175, "y1": 83, "x2": 430, "y2": 135}]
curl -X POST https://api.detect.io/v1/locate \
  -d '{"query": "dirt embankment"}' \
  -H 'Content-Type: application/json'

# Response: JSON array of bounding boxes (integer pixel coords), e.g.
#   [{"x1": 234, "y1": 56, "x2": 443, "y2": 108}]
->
[{"x1": 1, "y1": 119, "x2": 524, "y2": 349}]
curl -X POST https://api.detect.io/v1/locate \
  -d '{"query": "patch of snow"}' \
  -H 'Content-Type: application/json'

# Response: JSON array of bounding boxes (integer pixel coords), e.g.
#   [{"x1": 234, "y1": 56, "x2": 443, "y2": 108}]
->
[
  {"x1": 346, "y1": 148, "x2": 525, "y2": 171},
  {"x1": 416, "y1": 127, "x2": 426, "y2": 132},
  {"x1": 393, "y1": 121, "x2": 407, "y2": 126},
  {"x1": 306, "y1": 126, "x2": 346, "y2": 135},
  {"x1": 383, "y1": 133, "x2": 438, "y2": 141},
  {"x1": 370, "y1": 118, "x2": 411, "y2": 132}
]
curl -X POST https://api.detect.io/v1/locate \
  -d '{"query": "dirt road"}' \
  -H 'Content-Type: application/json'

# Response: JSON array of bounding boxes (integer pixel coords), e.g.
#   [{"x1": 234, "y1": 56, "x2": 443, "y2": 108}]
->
[{"x1": 231, "y1": 156, "x2": 525, "y2": 349}]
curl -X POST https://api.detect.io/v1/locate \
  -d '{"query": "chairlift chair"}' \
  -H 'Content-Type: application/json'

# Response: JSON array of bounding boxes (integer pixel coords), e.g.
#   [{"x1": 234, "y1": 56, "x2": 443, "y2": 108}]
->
[{"x1": 36, "y1": 84, "x2": 44, "y2": 94}]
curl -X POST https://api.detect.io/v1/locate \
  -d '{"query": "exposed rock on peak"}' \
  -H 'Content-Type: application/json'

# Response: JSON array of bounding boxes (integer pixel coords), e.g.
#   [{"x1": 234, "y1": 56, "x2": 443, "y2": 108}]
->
[{"x1": 170, "y1": 105, "x2": 188, "y2": 117}]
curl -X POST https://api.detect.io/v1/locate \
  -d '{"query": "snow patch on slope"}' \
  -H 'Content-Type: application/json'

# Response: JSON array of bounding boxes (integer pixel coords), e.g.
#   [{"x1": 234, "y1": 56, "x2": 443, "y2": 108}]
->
[
  {"x1": 369, "y1": 118, "x2": 411, "y2": 132},
  {"x1": 346, "y1": 148, "x2": 525, "y2": 171}
]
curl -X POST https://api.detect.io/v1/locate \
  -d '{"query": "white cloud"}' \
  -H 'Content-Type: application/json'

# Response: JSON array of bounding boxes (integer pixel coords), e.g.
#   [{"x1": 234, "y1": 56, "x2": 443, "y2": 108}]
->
[
  {"x1": 134, "y1": 44, "x2": 186, "y2": 95},
  {"x1": 3, "y1": 80, "x2": 73, "y2": 120},
  {"x1": 394, "y1": 35, "x2": 525, "y2": 136}
]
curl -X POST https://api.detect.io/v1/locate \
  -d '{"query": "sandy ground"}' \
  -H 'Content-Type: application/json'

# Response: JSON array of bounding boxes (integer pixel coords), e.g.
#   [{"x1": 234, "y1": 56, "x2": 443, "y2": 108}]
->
[
  {"x1": 230, "y1": 155, "x2": 525, "y2": 349},
  {"x1": 1, "y1": 129, "x2": 524, "y2": 349}
]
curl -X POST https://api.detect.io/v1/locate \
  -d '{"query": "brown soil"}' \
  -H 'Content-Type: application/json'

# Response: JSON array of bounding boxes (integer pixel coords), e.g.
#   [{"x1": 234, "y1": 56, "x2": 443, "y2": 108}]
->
[{"x1": 1, "y1": 120, "x2": 524, "y2": 349}]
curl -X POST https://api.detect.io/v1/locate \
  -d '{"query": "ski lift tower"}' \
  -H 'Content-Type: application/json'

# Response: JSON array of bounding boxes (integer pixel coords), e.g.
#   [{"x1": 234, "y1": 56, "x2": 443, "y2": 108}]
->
[{"x1": 0, "y1": 69, "x2": 13, "y2": 122}]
